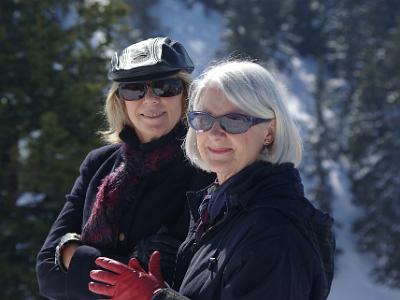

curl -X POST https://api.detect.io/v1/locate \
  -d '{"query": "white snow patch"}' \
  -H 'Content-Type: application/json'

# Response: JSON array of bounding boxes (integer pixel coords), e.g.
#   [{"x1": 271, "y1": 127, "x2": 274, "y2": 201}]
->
[
  {"x1": 328, "y1": 160, "x2": 400, "y2": 300},
  {"x1": 151, "y1": 0, "x2": 223, "y2": 76},
  {"x1": 16, "y1": 192, "x2": 45, "y2": 207},
  {"x1": 91, "y1": 30, "x2": 106, "y2": 48}
]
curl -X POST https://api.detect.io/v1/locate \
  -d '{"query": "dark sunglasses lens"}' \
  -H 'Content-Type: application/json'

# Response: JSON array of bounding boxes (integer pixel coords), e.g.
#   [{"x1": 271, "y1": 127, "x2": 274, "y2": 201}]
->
[
  {"x1": 221, "y1": 114, "x2": 250, "y2": 134},
  {"x1": 119, "y1": 83, "x2": 146, "y2": 101},
  {"x1": 188, "y1": 112, "x2": 214, "y2": 131},
  {"x1": 152, "y1": 78, "x2": 183, "y2": 97}
]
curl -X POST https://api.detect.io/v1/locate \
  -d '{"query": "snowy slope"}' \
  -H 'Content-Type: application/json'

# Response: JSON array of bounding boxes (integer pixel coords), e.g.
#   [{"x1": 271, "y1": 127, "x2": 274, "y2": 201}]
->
[
  {"x1": 151, "y1": 1, "x2": 400, "y2": 299},
  {"x1": 150, "y1": 0, "x2": 223, "y2": 76},
  {"x1": 279, "y1": 57, "x2": 400, "y2": 300}
]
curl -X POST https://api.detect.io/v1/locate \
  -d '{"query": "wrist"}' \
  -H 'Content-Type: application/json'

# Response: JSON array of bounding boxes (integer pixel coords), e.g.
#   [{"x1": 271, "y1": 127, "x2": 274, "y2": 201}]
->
[{"x1": 55, "y1": 233, "x2": 82, "y2": 273}]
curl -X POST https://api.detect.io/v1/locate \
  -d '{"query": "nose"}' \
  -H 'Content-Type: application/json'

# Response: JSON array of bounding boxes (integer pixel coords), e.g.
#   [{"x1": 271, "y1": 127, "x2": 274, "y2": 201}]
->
[{"x1": 208, "y1": 120, "x2": 225, "y2": 137}]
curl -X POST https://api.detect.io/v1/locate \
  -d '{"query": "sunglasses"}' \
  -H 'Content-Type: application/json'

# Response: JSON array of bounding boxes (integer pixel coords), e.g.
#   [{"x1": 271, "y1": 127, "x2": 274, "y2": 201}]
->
[
  {"x1": 117, "y1": 78, "x2": 184, "y2": 101},
  {"x1": 187, "y1": 111, "x2": 271, "y2": 134}
]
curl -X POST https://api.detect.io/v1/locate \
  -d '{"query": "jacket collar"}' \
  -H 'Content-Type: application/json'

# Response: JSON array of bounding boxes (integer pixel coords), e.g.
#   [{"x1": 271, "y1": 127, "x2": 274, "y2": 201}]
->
[
  {"x1": 186, "y1": 183, "x2": 214, "y2": 222},
  {"x1": 186, "y1": 161, "x2": 304, "y2": 219}
]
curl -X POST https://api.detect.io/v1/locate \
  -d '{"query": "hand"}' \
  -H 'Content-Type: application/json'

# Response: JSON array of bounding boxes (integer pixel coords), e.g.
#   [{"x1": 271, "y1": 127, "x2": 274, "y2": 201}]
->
[
  {"x1": 62, "y1": 242, "x2": 80, "y2": 270},
  {"x1": 89, "y1": 251, "x2": 165, "y2": 300}
]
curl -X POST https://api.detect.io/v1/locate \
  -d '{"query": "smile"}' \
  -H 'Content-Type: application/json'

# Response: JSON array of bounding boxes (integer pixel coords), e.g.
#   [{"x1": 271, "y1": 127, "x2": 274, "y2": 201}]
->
[
  {"x1": 141, "y1": 112, "x2": 166, "y2": 118},
  {"x1": 208, "y1": 147, "x2": 232, "y2": 154}
]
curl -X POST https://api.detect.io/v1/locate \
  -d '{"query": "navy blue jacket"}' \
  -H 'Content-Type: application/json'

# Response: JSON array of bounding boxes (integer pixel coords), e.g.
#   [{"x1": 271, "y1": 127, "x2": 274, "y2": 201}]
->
[
  {"x1": 36, "y1": 124, "x2": 214, "y2": 300},
  {"x1": 152, "y1": 161, "x2": 335, "y2": 300}
]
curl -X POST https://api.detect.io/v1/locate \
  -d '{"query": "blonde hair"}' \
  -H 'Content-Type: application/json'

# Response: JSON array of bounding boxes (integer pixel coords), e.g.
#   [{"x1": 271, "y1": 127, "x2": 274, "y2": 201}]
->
[
  {"x1": 99, "y1": 71, "x2": 192, "y2": 144},
  {"x1": 184, "y1": 60, "x2": 302, "y2": 169}
]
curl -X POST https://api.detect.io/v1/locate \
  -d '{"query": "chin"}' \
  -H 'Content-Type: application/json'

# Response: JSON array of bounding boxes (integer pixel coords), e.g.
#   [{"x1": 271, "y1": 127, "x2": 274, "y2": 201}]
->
[{"x1": 207, "y1": 161, "x2": 234, "y2": 174}]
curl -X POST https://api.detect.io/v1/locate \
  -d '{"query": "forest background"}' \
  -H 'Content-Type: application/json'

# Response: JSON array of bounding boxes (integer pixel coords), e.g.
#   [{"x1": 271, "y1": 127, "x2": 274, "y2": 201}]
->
[{"x1": 1, "y1": 0, "x2": 399, "y2": 299}]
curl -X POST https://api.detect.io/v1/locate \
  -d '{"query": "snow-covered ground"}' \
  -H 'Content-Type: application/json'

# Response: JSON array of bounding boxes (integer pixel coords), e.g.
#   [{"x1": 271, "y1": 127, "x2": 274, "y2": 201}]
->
[
  {"x1": 151, "y1": 1, "x2": 400, "y2": 299},
  {"x1": 283, "y1": 55, "x2": 400, "y2": 300}
]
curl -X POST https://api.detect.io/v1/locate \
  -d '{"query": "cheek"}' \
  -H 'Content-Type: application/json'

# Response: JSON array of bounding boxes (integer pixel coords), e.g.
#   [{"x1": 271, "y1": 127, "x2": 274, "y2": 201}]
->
[
  {"x1": 168, "y1": 98, "x2": 183, "y2": 118},
  {"x1": 234, "y1": 135, "x2": 263, "y2": 159},
  {"x1": 124, "y1": 102, "x2": 138, "y2": 117},
  {"x1": 174, "y1": 103, "x2": 183, "y2": 118},
  {"x1": 196, "y1": 134, "x2": 209, "y2": 158}
]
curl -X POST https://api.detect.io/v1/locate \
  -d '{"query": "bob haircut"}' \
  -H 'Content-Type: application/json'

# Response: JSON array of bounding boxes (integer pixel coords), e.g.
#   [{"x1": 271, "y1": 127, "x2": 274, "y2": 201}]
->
[
  {"x1": 99, "y1": 71, "x2": 192, "y2": 144},
  {"x1": 184, "y1": 60, "x2": 302, "y2": 170}
]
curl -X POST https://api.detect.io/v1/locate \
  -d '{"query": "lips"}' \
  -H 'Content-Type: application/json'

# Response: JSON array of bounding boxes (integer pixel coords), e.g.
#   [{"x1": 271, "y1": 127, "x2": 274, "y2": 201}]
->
[
  {"x1": 208, "y1": 146, "x2": 232, "y2": 154},
  {"x1": 141, "y1": 111, "x2": 166, "y2": 118}
]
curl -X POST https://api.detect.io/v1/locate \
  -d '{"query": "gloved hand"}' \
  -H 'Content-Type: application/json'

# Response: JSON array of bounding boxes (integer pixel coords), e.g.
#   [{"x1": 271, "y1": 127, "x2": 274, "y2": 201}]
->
[
  {"x1": 89, "y1": 251, "x2": 166, "y2": 300},
  {"x1": 131, "y1": 229, "x2": 181, "y2": 284}
]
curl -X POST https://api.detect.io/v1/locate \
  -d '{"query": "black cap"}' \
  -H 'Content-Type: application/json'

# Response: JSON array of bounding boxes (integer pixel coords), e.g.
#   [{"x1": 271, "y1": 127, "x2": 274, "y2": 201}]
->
[{"x1": 108, "y1": 37, "x2": 194, "y2": 82}]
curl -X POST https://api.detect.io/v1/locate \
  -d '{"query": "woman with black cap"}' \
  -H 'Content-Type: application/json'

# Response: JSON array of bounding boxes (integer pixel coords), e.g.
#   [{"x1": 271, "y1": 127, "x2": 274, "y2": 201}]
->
[{"x1": 36, "y1": 37, "x2": 214, "y2": 300}]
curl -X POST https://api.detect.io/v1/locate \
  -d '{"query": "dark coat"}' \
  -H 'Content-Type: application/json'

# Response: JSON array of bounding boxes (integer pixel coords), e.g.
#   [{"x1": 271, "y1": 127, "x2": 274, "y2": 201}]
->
[
  {"x1": 152, "y1": 161, "x2": 335, "y2": 300},
  {"x1": 36, "y1": 124, "x2": 215, "y2": 300}
]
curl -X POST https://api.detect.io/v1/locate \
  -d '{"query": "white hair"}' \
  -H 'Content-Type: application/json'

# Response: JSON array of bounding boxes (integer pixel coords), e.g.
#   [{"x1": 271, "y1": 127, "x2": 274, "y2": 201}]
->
[{"x1": 184, "y1": 60, "x2": 302, "y2": 170}]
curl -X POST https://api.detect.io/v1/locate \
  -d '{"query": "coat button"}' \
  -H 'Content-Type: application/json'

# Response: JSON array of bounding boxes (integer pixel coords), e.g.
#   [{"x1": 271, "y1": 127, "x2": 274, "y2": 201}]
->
[{"x1": 119, "y1": 232, "x2": 125, "y2": 242}]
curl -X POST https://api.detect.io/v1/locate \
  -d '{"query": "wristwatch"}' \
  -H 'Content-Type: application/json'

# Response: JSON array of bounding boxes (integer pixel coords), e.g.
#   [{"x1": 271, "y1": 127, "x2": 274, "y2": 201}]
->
[{"x1": 55, "y1": 233, "x2": 82, "y2": 273}]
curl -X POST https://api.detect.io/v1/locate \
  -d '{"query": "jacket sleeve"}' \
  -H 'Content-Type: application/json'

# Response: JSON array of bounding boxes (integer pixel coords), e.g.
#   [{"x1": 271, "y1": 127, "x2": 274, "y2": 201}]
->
[
  {"x1": 220, "y1": 227, "x2": 315, "y2": 300},
  {"x1": 36, "y1": 147, "x2": 128, "y2": 299},
  {"x1": 151, "y1": 288, "x2": 191, "y2": 300}
]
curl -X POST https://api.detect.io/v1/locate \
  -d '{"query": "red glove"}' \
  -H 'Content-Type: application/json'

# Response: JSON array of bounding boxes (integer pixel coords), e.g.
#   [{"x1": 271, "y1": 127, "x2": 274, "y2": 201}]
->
[{"x1": 89, "y1": 251, "x2": 166, "y2": 300}]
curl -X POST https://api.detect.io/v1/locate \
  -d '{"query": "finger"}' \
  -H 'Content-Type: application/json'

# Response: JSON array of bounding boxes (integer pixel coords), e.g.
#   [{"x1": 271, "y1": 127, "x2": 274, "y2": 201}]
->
[
  {"x1": 88, "y1": 281, "x2": 115, "y2": 297},
  {"x1": 128, "y1": 257, "x2": 145, "y2": 272},
  {"x1": 95, "y1": 257, "x2": 130, "y2": 274},
  {"x1": 148, "y1": 251, "x2": 163, "y2": 282},
  {"x1": 90, "y1": 270, "x2": 119, "y2": 285}
]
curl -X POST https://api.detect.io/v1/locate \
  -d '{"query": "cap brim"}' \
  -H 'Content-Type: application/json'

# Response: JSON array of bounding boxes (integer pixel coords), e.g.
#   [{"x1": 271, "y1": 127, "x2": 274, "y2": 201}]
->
[{"x1": 109, "y1": 65, "x2": 189, "y2": 82}]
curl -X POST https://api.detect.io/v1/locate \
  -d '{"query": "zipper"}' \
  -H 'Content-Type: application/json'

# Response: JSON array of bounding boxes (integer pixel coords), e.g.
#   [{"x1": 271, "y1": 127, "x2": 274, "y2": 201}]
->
[{"x1": 194, "y1": 202, "x2": 246, "y2": 278}]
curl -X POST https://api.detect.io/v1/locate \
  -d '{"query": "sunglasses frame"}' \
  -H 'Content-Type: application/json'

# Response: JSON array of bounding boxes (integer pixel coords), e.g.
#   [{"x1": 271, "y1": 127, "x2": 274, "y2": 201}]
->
[
  {"x1": 187, "y1": 111, "x2": 271, "y2": 134},
  {"x1": 117, "y1": 78, "x2": 184, "y2": 101}
]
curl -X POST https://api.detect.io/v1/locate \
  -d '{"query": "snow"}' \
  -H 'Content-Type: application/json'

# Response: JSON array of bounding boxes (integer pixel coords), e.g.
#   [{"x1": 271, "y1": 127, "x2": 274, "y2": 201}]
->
[
  {"x1": 90, "y1": 30, "x2": 106, "y2": 48},
  {"x1": 150, "y1": 0, "x2": 223, "y2": 77},
  {"x1": 18, "y1": 130, "x2": 41, "y2": 160},
  {"x1": 85, "y1": 0, "x2": 110, "y2": 6},
  {"x1": 328, "y1": 160, "x2": 400, "y2": 300},
  {"x1": 16, "y1": 192, "x2": 45, "y2": 207},
  {"x1": 152, "y1": 1, "x2": 400, "y2": 299},
  {"x1": 277, "y1": 56, "x2": 317, "y2": 127}
]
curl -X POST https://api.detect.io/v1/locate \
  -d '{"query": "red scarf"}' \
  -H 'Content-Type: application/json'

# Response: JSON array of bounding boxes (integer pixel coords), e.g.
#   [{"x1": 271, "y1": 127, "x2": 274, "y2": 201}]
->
[{"x1": 81, "y1": 126, "x2": 183, "y2": 248}]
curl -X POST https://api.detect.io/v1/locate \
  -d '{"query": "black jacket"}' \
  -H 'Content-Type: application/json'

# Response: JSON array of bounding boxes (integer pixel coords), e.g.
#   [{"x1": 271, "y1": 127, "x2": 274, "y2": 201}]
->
[
  {"x1": 153, "y1": 161, "x2": 335, "y2": 300},
  {"x1": 36, "y1": 124, "x2": 214, "y2": 300}
]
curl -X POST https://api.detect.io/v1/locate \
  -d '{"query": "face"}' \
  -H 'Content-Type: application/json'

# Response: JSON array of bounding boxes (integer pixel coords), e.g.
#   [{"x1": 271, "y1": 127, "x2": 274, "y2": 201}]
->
[
  {"x1": 123, "y1": 81, "x2": 183, "y2": 143},
  {"x1": 196, "y1": 86, "x2": 274, "y2": 184}
]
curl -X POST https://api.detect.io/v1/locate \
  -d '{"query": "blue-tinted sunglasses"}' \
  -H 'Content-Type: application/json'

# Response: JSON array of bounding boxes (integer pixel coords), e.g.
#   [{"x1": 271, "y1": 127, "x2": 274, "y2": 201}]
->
[{"x1": 187, "y1": 111, "x2": 271, "y2": 134}]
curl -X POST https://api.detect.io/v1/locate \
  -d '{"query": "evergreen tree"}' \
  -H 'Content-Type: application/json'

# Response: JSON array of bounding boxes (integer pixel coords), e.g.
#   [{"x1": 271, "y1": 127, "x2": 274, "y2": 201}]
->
[
  {"x1": 337, "y1": 0, "x2": 400, "y2": 287},
  {"x1": 0, "y1": 0, "x2": 131, "y2": 298}
]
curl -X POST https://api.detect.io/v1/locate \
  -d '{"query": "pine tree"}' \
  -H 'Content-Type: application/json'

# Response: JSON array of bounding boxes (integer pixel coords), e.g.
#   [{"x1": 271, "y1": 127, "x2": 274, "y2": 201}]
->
[
  {"x1": 348, "y1": 2, "x2": 400, "y2": 287},
  {"x1": 0, "y1": 0, "x2": 130, "y2": 298}
]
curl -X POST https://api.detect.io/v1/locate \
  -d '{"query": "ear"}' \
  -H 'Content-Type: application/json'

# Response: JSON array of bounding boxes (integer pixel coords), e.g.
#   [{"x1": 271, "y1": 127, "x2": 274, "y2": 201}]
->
[{"x1": 263, "y1": 119, "x2": 276, "y2": 146}]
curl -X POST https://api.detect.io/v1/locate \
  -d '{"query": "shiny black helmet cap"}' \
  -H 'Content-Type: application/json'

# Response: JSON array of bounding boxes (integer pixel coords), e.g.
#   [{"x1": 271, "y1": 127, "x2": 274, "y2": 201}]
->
[{"x1": 108, "y1": 37, "x2": 194, "y2": 82}]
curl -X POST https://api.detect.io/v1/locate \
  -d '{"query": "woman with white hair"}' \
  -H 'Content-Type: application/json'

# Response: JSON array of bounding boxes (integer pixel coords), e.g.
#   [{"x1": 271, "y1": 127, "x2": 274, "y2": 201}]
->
[{"x1": 89, "y1": 60, "x2": 335, "y2": 300}]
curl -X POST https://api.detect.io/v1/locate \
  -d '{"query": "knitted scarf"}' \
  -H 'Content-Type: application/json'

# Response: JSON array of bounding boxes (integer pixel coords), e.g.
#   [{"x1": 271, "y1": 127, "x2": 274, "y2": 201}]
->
[{"x1": 81, "y1": 124, "x2": 184, "y2": 248}]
